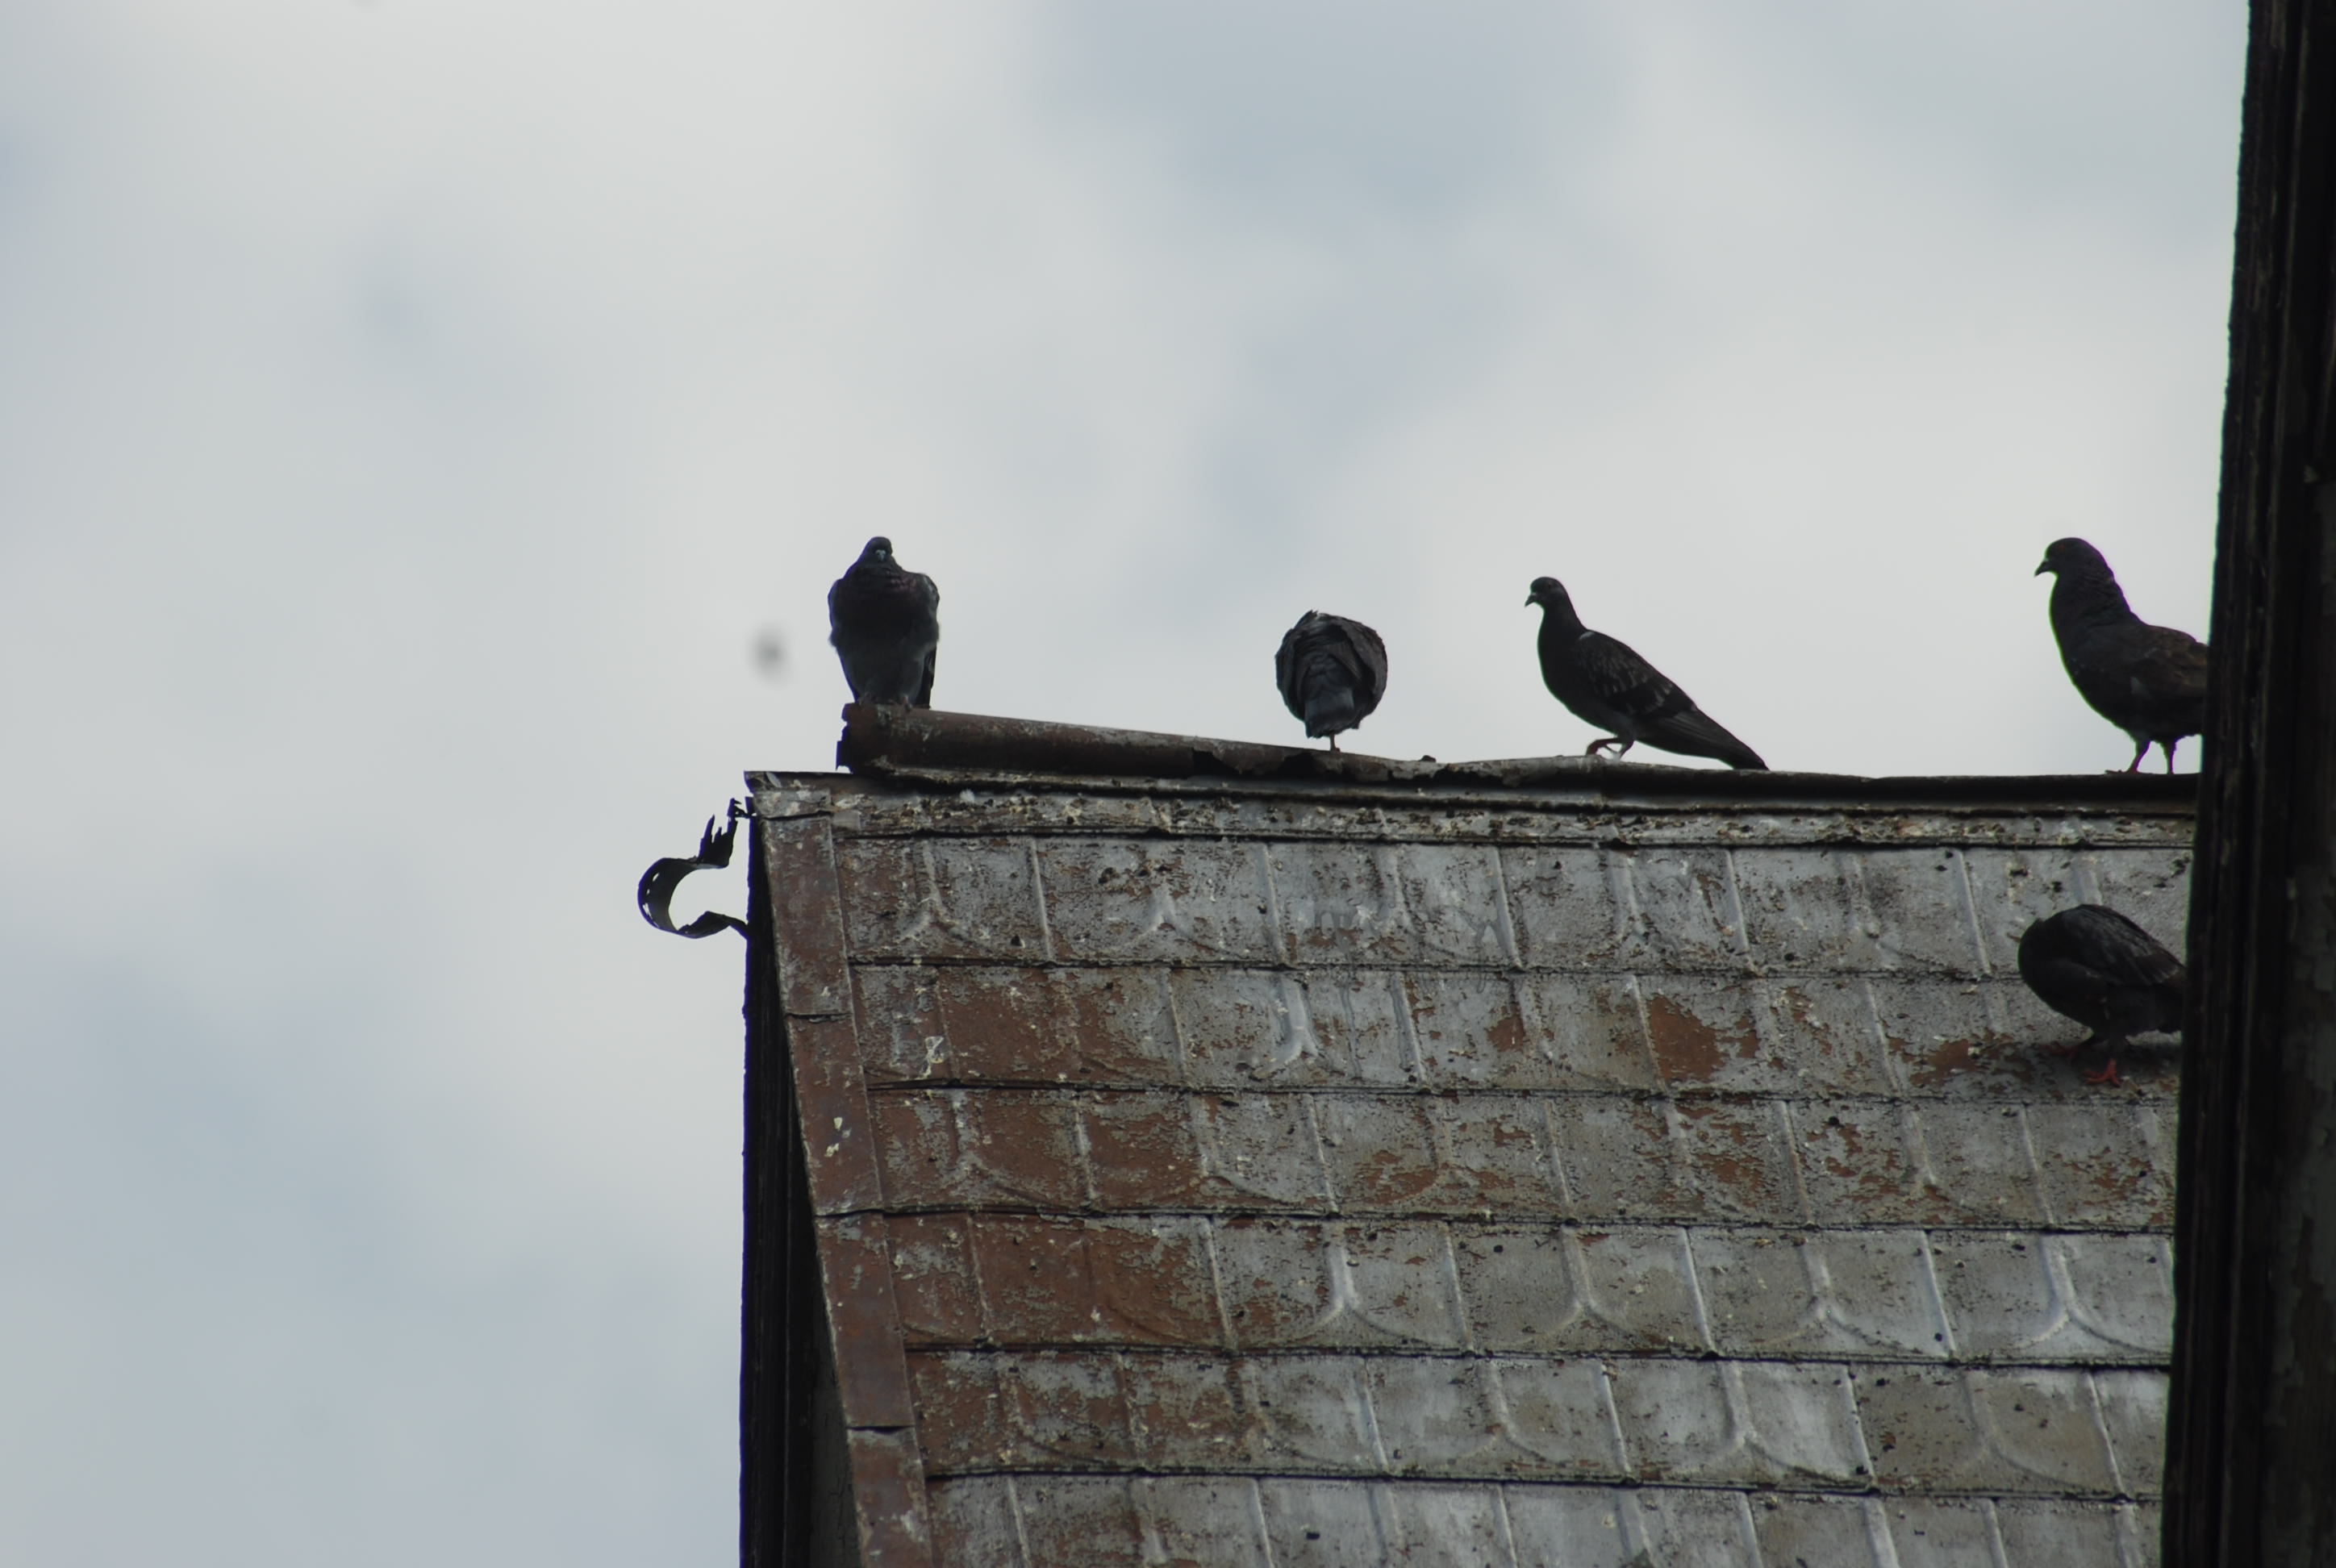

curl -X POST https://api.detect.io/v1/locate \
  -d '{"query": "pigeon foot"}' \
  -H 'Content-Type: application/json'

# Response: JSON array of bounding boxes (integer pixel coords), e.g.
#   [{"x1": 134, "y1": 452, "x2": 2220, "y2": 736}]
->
[{"x1": 2084, "y1": 1058, "x2": 2124, "y2": 1088}]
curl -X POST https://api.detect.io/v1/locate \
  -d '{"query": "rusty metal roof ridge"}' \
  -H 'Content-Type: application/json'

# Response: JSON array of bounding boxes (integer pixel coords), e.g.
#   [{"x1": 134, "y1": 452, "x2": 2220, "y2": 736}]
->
[{"x1": 832, "y1": 703, "x2": 2198, "y2": 806}]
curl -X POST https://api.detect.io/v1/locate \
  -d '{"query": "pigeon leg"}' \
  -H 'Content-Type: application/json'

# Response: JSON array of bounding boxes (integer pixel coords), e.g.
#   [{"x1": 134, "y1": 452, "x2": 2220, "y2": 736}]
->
[
  {"x1": 1585, "y1": 736, "x2": 1633, "y2": 759},
  {"x1": 2125, "y1": 739, "x2": 2148, "y2": 773},
  {"x1": 2084, "y1": 1057, "x2": 2125, "y2": 1088},
  {"x1": 2162, "y1": 738, "x2": 2179, "y2": 774},
  {"x1": 2046, "y1": 1030, "x2": 2106, "y2": 1063},
  {"x1": 1327, "y1": 735, "x2": 1340, "y2": 753}
]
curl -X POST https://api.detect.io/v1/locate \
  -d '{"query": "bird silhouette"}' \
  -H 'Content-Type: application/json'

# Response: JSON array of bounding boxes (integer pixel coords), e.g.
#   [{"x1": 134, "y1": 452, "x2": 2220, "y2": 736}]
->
[
  {"x1": 2017, "y1": 903, "x2": 2186, "y2": 1088},
  {"x1": 1526, "y1": 577, "x2": 1766, "y2": 769},
  {"x1": 828, "y1": 536, "x2": 939, "y2": 707},
  {"x1": 2036, "y1": 538, "x2": 2208, "y2": 772},
  {"x1": 1275, "y1": 611, "x2": 1388, "y2": 751}
]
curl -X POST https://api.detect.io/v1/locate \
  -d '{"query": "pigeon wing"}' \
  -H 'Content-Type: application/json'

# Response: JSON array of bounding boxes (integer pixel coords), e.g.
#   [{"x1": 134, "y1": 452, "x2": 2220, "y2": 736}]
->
[
  {"x1": 2021, "y1": 905, "x2": 2186, "y2": 1036},
  {"x1": 1571, "y1": 632, "x2": 1688, "y2": 723},
  {"x1": 911, "y1": 572, "x2": 940, "y2": 706},
  {"x1": 1573, "y1": 633, "x2": 1767, "y2": 769},
  {"x1": 1274, "y1": 620, "x2": 1308, "y2": 714},
  {"x1": 2063, "y1": 905, "x2": 2184, "y2": 990},
  {"x1": 2129, "y1": 624, "x2": 2209, "y2": 707},
  {"x1": 1334, "y1": 618, "x2": 1389, "y2": 717}
]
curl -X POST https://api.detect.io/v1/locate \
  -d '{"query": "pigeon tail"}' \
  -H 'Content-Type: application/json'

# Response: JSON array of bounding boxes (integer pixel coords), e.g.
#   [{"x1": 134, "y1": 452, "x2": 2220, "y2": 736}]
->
[
  {"x1": 1302, "y1": 686, "x2": 1363, "y2": 740},
  {"x1": 1644, "y1": 707, "x2": 1769, "y2": 771}
]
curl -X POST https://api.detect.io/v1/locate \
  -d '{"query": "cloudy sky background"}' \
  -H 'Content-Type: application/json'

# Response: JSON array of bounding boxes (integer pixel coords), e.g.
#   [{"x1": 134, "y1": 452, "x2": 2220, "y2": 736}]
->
[{"x1": 0, "y1": 4, "x2": 2243, "y2": 1563}]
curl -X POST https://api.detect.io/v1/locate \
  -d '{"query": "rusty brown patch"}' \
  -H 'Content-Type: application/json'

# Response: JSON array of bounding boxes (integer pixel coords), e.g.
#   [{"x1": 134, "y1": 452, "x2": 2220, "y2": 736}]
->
[
  {"x1": 959, "y1": 1093, "x2": 1090, "y2": 1207},
  {"x1": 907, "y1": 1353, "x2": 1008, "y2": 1471},
  {"x1": 1645, "y1": 993, "x2": 1758, "y2": 1085},
  {"x1": 1085, "y1": 1224, "x2": 1221, "y2": 1347},
  {"x1": 1084, "y1": 1093, "x2": 1205, "y2": 1207},
  {"x1": 1352, "y1": 1141, "x2": 1441, "y2": 1207},
  {"x1": 936, "y1": 970, "x2": 1073, "y2": 1082},
  {"x1": 1483, "y1": 991, "x2": 1531, "y2": 1062}
]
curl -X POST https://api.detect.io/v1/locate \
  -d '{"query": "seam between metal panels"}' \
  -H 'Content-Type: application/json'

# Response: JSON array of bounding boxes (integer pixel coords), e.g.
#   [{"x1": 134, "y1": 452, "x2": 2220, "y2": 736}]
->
[
  {"x1": 1861, "y1": 1495, "x2": 1907, "y2": 1568},
  {"x1": 2084, "y1": 1370, "x2": 2130, "y2": 1499},
  {"x1": 844, "y1": 1208, "x2": 2174, "y2": 1245},
  {"x1": 1773, "y1": 1099, "x2": 1820, "y2": 1224},
  {"x1": 1979, "y1": 1497, "x2": 2013, "y2": 1568},
  {"x1": 1723, "y1": 1490, "x2": 1764, "y2": 1562},
  {"x1": 918, "y1": 1466, "x2": 2158, "y2": 1495},
  {"x1": 1001, "y1": 1475, "x2": 1036, "y2": 1568},
  {"x1": 1241, "y1": 1478, "x2": 1279, "y2": 1568},
  {"x1": 854, "y1": 1080, "x2": 2180, "y2": 1110},
  {"x1": 1021, "y1": 836, "x2": 1057, "y2": 964},
  {"x1": 2013, "y1": 1105, "x2": 2056, "y2": 1228},
  {"x1": 836, "y1": 954, "x2": 2103, "y2": 979},
  {"x1": 895, "y1": 1347, "x2": 2175, "y2": 1373},
  {"x1": 1536, "y1": 1098, "x2": 1581, "y2": 1212},
  {"x1": 911, "y1": 1470, "x2": 2150, "y2": 1507},
  {"x1": 1593, "y1": 1360, "x2": 1635, "y2": 1480},
  {"x1": 1952, "y1": 849, "x2": 1995, "y2": 978}
]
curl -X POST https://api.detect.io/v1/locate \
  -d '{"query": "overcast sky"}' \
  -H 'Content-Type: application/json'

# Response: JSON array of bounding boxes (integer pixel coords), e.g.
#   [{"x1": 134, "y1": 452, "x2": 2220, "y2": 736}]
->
[{"x1": 0, "y1": 5, "x2": 2243, "y2": 1564}]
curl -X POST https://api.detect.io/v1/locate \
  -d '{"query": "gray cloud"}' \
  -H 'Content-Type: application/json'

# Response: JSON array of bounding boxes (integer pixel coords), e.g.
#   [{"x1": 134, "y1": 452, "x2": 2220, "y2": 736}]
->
[{"x1": 0, "y1": 3, "x2": 2242, "y2": 1562}]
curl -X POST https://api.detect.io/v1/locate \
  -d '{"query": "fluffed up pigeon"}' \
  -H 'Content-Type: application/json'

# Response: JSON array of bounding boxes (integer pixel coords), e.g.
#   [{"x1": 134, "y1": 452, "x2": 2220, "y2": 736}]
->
[
  {"x1": 828, "y1": 536, "x2": 939, "y2": 707},
  {"x1": 2035, "y1": 538, "x2": 2208, "y2": 773},
  {"x1": 2016, "y1": 903, "x2": 2186, "y2": 1088},
  {"x1": 1526, "y1": 577, "x2": 1767, "y2": 769},
  {"x1": 1276, "y1": 611, "x2": 1388, "y2": 751}
]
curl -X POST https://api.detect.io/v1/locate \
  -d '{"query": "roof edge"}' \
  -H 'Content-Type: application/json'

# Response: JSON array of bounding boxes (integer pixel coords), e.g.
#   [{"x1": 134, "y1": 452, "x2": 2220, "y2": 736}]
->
[{"x1": 823, "y1": 703, "x2": 2197, "y2": 811}]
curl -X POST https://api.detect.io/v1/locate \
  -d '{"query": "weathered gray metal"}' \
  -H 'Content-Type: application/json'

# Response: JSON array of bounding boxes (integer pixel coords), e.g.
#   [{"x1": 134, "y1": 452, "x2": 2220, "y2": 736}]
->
[
  {"x1": 2165, "y1": 0, "x2": 2336, "y2": 1562},
  {"x1": 834, "y1": 701, "x2": 2196, "y2": 807},
  {"x1": 741, "y1": 733, "x2": 2192, "y2": 1567}
]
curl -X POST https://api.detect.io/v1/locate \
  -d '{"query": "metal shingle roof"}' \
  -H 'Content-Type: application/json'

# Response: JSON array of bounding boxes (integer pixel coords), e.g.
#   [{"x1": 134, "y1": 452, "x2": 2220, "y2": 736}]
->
[{"x1": 746, "y1": 720, "x2": 2189, "y2": 1567}]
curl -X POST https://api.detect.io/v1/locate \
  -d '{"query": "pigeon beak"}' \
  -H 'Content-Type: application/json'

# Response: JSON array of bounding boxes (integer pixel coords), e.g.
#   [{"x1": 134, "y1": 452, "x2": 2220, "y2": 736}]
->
[{"x1": 2034, "y1": 561, "x2": 2050, "y2": 576}]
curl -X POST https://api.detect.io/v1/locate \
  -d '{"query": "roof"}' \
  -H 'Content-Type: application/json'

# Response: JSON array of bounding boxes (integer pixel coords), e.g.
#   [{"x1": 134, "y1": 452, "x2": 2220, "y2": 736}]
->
[{"x1": 744, "y1": 707, "x2": 2193, "y2": 1568}]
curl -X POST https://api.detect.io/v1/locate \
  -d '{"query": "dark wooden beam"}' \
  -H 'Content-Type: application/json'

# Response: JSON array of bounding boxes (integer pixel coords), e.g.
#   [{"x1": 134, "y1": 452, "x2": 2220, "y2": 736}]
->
[{"x1": 2166, "y1": 0, "x2": 2336, "y2": 1561}]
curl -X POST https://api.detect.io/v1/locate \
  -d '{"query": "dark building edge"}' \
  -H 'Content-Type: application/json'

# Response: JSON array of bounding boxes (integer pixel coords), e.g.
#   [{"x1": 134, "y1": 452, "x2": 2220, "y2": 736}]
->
[
  {"x1": 741, "y1": 819, "x2": 857, "y2": 1568},
  {"x1": 2167, "y1": 0, "x2": 2336, "y2": 1562}
]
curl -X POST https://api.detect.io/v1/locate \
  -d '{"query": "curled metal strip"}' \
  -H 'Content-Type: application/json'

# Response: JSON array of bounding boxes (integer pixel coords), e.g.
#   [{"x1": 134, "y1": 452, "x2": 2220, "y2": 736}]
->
[{"x1": 638, "y1": 811, "x2": 748, "y2": 939}]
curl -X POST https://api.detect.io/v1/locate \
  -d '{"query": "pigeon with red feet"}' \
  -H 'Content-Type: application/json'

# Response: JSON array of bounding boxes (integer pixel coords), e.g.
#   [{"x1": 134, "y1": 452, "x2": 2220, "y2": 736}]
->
[
  {"x1": 2017, "y1": 903, "x2": 2186, "y2": 1088},
  {"x1": 2035, "y1": 538, "x2": 2208, "y2": 773}
]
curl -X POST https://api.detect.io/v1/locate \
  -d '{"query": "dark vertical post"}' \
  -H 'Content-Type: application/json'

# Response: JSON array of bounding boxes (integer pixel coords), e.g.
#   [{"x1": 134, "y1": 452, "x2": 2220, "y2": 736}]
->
[
  {"x1": 2166, "y1": 0, "x2": 2336, "y2": 1562},
  {"x1": 739, "y1": 822, "x2": 818, "y2": 1567}
]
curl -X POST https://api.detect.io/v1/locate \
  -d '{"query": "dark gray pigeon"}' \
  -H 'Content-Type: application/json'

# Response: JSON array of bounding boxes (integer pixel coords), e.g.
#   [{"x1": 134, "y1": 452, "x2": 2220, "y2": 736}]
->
[
  {"x1": 1276, "y1": 611, "x2": 1388, "y2": 751},
  {"x1": 2017, "y1": 903, "x2": 2186, "y2": 1088},
  {"x1": 1526, "y1": 577, "x2": 1767, "y2": 769},
  {"x1": 828, "y1": 536, "x2": 939, "y2": 707},
  {"x1": 2036, "y1": 538, "x2": 2209, "y2": 773}
]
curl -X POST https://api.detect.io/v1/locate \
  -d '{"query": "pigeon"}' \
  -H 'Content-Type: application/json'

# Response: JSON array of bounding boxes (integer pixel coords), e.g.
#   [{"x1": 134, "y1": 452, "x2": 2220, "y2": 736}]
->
[
  {"x1": 2035, "y1": 538, "x2": 2209, "y2": 773},
  {"x1": 1525, "y1": 577, "x2": 1767, "y2": 769},
  {"x1": 827, "y1": 536, "x2": 939, "y2": 707},
  {"x1": 2017, "y1": 903, "x2": 2186, "y2": 1088},
  {"x1": 1275, "y1": 611, "x2": 1388, "y2": 751}
]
